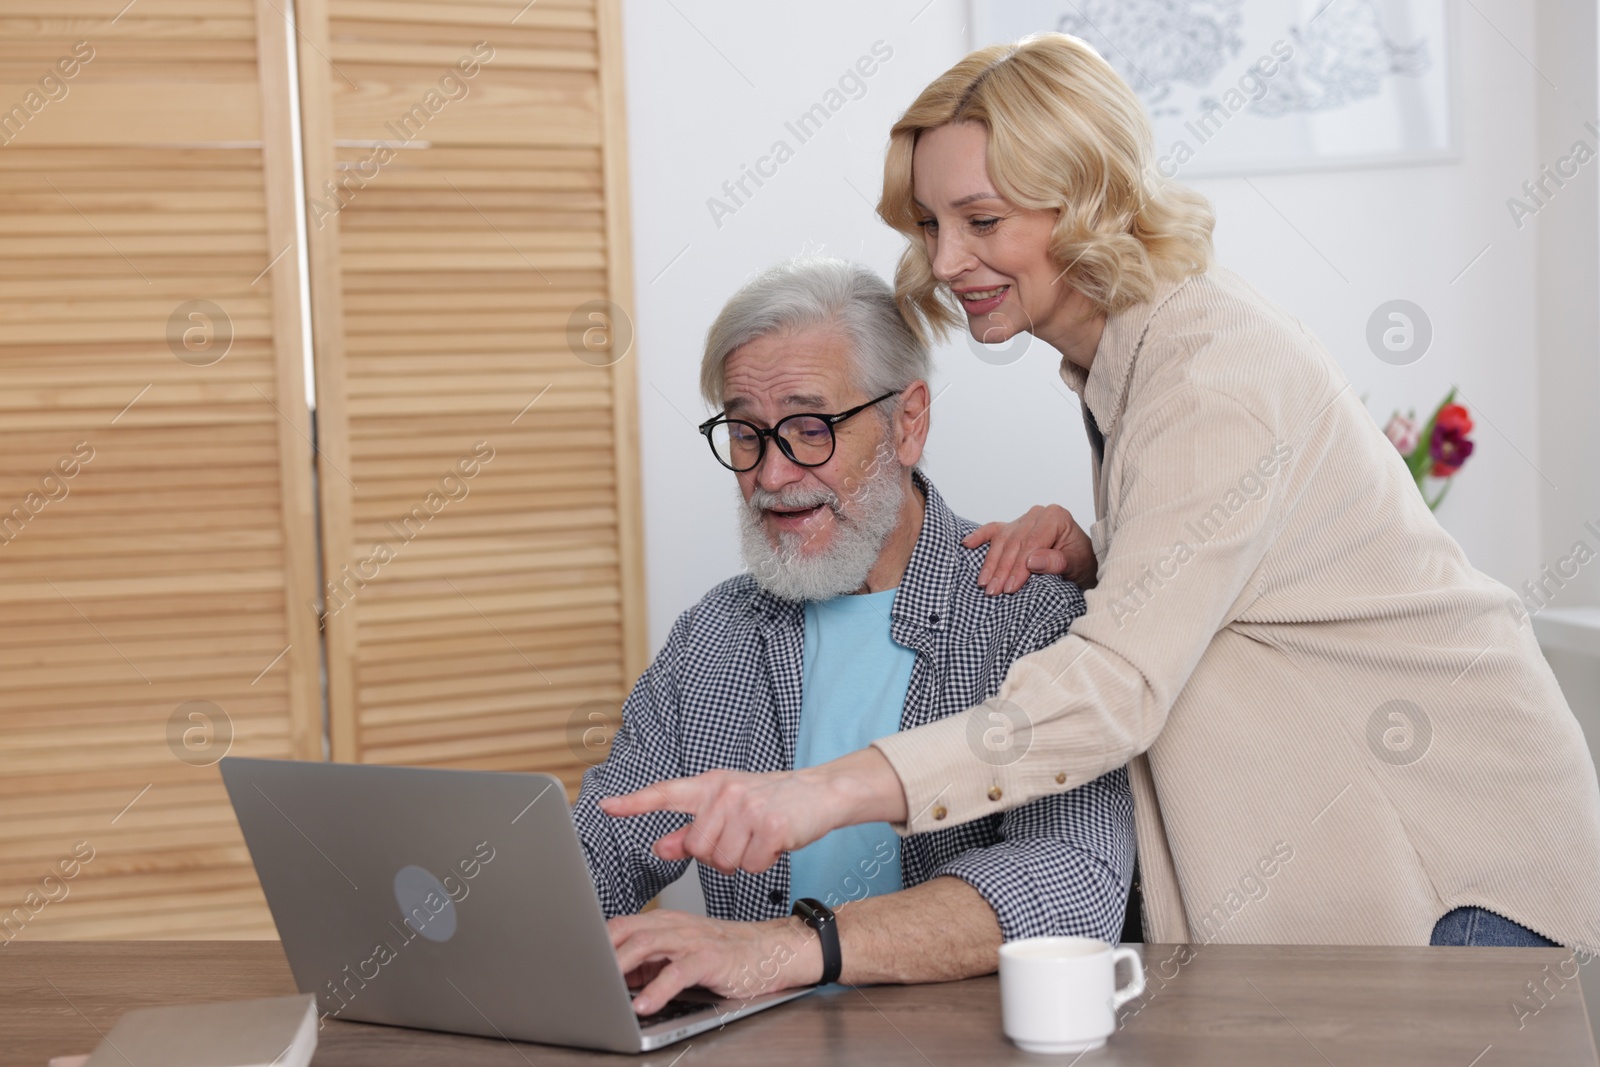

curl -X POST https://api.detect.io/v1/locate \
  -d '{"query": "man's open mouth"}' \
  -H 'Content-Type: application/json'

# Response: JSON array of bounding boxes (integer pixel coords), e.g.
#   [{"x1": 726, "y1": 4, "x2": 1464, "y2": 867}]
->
[{"x1": 766, "y1": 503, "x2": 828, "y2": 522}]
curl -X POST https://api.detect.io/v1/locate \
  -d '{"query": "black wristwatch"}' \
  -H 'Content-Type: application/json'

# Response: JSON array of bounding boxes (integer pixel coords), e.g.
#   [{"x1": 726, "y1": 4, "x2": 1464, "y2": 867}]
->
[{"x1": 791, "y1": 897, "x2": 841, "y2": 985}]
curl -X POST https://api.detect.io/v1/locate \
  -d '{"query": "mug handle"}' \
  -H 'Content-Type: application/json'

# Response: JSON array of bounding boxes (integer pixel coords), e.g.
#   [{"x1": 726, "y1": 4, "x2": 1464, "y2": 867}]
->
[{"x1": 1109, "y1": 946, "x2": 1146, "y2": 1011}]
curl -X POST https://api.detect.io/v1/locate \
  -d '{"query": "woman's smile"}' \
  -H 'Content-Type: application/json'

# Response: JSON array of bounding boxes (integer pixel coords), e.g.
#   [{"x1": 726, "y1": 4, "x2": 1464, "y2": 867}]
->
[{"x1": 954, "y1": 284, "x2": 1010, "y2": 315}]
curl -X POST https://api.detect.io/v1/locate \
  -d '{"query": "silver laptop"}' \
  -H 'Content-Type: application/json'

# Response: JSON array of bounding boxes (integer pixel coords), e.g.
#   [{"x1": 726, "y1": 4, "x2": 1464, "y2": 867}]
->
[{"x1": 219, "y1": 757, "x2": 809, "y2": 1053}]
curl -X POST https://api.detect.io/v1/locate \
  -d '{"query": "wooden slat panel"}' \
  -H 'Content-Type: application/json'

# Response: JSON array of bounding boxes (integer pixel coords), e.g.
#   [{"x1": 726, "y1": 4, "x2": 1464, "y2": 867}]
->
[
  {"x1": 300, "y1": 0, "x2": 645, "y2": 785},
  {"x1": 0, "y1": 0, "x2": 321, "y2": 941},
  {"x1": 0, "y1": 84, "x2": 262, "y2": 142}
]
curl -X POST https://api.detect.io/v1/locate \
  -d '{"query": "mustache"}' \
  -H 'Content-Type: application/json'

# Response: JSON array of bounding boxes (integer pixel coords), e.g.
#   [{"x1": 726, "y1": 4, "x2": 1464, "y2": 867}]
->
[{"x1": 746, "y1": 484, "x2": 841, "y2": 515}]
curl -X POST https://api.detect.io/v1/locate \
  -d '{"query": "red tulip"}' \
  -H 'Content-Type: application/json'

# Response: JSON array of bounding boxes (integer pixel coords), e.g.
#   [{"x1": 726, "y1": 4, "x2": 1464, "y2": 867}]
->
[{"x1": 1435, "y1": 403, "x2": 1473, "y2": 437}]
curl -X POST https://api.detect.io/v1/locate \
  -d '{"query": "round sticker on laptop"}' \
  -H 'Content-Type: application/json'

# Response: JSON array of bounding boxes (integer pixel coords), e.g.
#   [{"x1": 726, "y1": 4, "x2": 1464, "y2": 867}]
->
[{"x1": 393, "y1": 864, "x2": 457, "y2": 942}]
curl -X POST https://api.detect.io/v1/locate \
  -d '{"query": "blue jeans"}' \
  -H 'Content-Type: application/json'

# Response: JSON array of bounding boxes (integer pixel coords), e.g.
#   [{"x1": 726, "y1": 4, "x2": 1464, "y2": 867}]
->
[{"x1": 1430, "y1": 906, "x2": 1559, "y2": 947}]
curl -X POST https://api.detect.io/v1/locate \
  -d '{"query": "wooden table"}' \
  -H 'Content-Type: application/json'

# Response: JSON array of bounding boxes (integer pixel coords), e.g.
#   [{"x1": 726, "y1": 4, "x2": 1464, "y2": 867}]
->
[{"x1": 4, "y1": 941, "x2": 1596, "y2": 1066}]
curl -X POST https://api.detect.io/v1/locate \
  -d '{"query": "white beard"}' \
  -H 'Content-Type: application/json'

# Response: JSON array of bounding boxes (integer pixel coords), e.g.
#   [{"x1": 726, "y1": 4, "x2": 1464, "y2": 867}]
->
[{"x1": 738, "y1": 452, "x2": 907, "y2": 602}]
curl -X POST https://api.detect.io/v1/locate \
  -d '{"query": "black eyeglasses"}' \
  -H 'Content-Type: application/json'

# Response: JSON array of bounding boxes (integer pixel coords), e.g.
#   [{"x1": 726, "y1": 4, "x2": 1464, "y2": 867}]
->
[{"x1": 698, "y1": 391, "x2": 899, "y2": 473}]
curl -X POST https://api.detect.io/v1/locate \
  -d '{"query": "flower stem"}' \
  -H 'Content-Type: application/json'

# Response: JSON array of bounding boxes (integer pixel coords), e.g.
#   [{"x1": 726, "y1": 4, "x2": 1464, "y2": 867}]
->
[
  {"x1": 1425, "y1": 477, "x2": 1454, "y2": 511},
  {"x1": 1409, "y1": 386, "x2": 1457, "y2": 486}
]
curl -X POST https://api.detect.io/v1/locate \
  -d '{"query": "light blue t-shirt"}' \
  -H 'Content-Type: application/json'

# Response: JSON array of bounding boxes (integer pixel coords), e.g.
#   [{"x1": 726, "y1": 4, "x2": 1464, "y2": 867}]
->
[{"x1": 788, "y1": 587, "x2": 912, "y2": 910}]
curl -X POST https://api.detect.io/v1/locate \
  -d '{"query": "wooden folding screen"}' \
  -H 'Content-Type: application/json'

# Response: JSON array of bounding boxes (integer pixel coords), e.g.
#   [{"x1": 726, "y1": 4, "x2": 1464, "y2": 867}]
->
[
  {"x1": 296, "y1": 0, "x2": 646, "y2": 793},
  {"x1": 0, "y1": 1, "x2": 321, "y2": 939}
]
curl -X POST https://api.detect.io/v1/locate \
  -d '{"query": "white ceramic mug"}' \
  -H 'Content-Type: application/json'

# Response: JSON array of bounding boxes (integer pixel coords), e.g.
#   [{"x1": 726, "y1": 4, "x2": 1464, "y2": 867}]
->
[{"x1": 999, "y1": 936, "x2": 1145, "y2": 1054}]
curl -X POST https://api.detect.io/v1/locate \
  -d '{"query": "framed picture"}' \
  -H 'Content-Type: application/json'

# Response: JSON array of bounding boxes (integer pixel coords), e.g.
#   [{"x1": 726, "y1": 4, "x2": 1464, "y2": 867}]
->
[{"x1": 968, "y1": 0, "x2": 1457, "y2": 177}]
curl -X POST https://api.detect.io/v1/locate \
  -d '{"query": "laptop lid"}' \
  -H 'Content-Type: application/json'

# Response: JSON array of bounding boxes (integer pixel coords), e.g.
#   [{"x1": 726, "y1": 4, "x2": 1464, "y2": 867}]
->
[{"x1": 219, "y1": 757, "x2": 656, "y2": 1053}]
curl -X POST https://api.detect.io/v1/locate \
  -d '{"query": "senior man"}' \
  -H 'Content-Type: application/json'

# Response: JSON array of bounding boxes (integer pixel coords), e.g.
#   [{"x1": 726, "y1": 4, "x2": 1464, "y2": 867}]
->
[{"x1": 573, "y1": 257, "x2": 1133, "y2": 1016}]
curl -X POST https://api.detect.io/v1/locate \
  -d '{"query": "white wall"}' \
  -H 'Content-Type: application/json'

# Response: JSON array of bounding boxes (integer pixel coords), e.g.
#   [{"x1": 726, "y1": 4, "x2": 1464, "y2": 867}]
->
[
  {"x1": 619, "y1": 0, "x2": 1090, "y2": 649},
  {"x1": 1535, "y1": 1, "x2": 1600, "y2": 611},
  {"x1": 620, "y1": 0, "x2": 1558, "y2": 651},
  {"x1": 1197, "y1": 1, "x2": 1546, "y2": 594},
  {"x1": 1533, "y1": 0, "x2": 1600, "y2": 850}
]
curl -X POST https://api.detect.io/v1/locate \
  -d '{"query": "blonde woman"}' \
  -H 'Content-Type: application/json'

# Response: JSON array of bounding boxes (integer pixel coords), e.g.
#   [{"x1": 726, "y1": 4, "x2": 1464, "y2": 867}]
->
[{"x1": 605, "y1": 34, "x2": 1600, "y2": 951}]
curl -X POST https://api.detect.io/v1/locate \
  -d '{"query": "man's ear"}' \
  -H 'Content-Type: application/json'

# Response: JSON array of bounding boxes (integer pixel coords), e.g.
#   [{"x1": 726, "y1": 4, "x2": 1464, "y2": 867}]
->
[{"x1": 896, "y1": 380, "x2": 931, "y2": 468}]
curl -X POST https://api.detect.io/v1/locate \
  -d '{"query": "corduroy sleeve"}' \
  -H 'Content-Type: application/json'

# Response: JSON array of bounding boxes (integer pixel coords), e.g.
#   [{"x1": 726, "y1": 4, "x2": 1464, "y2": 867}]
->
[{"x1": 876, "y1": 383, "x2": 1292, "y2": 834}]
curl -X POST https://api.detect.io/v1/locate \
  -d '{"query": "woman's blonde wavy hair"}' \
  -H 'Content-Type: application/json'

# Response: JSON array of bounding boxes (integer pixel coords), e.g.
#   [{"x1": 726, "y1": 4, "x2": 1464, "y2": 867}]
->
[{"x1": 878, "y1": 33, "x2": 1215, "y2": 343}]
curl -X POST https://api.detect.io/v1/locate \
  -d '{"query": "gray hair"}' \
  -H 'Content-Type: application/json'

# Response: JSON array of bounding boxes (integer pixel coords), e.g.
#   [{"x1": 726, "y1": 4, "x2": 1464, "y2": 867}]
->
[{"x1": 700, "y1": 257, "x2": 931, "y2": 408}]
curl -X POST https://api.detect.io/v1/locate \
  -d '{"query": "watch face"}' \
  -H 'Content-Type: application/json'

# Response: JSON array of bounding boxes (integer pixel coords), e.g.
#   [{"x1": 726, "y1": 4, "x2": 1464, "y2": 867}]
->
[{"x1": 793, "y1": 897, "x2": 834, "y2": 923}]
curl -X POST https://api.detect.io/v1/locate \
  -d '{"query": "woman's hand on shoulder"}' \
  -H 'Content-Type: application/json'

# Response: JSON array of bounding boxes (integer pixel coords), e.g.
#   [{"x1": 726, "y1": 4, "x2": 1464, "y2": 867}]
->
[{"x1": 962, "y1": 504, "x2": 1097, "y2": 594}]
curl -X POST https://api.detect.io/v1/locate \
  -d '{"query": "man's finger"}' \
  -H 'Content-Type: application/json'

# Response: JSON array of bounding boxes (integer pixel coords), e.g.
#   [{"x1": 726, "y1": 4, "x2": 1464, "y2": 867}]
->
[
  {"x1": 651, "y1": 824, "x2": 694, "y2": 862},
  {"x1": 600, "y1": 777, "x2": 703, "y2": 818},
  {"x1": 705, "y1": 821, "x2": 755, "y2": 877},
  {"x1": 614, "y1": 928, "x2": 673, "y2": 979},
  {"x1": 683, "y1": 818, "x2": 739, "y2": 875},
  {"x1": 679, "y1": 796, "x2": 736, "y2": 871},
  {"x1": 607, "y1": 914, "x2": 632, "y2": 948},
  {"x1": 611, "y1": 910, "x2": 693, "y2": 950},
  {"x1": 634, "y1": 960, "x2": 695, "y2": 1016},
  {"x1": 737, "y1": 833, "x2": 782, "y2": 875},
  {"x1": 742, "y1": 807, "x2": 794, "y2": 874},
  {"x1": 624, "y1": 960, "x2": 666, "y2": 991}
]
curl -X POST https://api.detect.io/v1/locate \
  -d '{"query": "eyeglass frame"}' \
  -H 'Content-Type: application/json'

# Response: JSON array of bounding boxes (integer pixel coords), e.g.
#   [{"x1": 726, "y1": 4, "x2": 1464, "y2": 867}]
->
[{"x1": 697, "y1": 390, "x2": 901, "y2": 473}]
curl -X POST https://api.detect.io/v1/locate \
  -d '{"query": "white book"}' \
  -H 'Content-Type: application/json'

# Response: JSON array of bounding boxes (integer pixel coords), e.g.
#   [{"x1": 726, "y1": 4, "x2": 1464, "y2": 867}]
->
[{"x1": 74, "y1": 994, "x2": 317, "y2": 1067}]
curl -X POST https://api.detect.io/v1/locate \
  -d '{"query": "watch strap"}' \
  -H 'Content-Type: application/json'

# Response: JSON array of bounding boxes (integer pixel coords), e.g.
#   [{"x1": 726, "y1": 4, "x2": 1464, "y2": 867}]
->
[{"x1": 791, "y1": 897, "x2": 841, "y2": 985}]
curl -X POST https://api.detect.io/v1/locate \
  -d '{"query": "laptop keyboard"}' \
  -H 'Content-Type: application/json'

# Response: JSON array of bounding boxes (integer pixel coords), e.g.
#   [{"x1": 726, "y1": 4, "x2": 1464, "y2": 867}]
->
[{"x1": 632, "y1": 994, "x2": 711, "y2": 1029}]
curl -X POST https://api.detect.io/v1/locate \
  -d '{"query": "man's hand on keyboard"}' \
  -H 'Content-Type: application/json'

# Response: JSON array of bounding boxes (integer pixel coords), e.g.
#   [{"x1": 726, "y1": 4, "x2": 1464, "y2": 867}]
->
[{"x1": 609, "y1": 908, "x2": 822, "y2": 1016}]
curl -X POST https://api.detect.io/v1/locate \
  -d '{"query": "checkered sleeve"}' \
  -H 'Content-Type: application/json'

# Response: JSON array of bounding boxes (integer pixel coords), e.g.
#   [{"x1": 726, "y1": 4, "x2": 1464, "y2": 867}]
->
[
  {"x1": 928, "y1": 767, "x2": 1135, "y2": 942},
  {"x1": 570, "y1": 607, "x2": 697, "y2": 918}
]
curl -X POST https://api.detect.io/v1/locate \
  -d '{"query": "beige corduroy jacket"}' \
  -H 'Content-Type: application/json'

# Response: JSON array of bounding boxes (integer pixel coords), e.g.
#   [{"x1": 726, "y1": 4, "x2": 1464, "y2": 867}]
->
[{"x1": 874, "y1": 265, "x2": 1600, "y2": 950}]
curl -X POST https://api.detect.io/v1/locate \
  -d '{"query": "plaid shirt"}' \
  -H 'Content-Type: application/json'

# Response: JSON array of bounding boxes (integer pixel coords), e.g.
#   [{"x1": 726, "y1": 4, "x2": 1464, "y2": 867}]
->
[{"x1": 573, "y1": 473, "x2": 1134, "y2": 942}]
